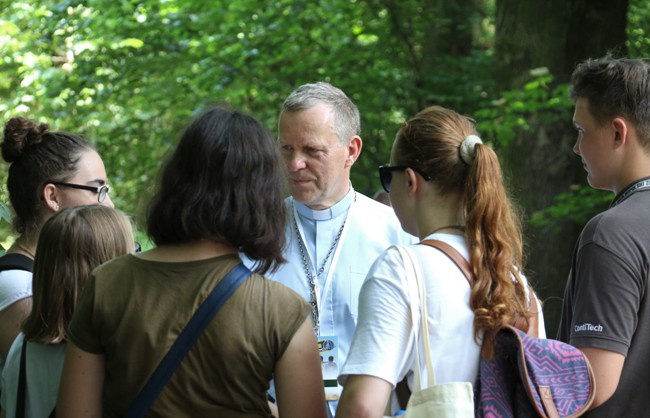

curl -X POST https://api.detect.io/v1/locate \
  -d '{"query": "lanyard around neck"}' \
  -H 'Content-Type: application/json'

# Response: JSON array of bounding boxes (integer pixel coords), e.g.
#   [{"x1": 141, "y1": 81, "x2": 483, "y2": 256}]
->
[{"x1": 610, "y1": 177, "x2": 650, "y2": 208}]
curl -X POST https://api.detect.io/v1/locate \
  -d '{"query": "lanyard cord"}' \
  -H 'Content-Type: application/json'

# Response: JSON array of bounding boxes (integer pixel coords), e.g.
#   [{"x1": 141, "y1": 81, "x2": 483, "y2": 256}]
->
[
  {"x1": 292, "y1": 192, "x2": 356, "y2": 336},
  {"x1": 610, "y1": 178, "x2": 650, "y2": 208}
]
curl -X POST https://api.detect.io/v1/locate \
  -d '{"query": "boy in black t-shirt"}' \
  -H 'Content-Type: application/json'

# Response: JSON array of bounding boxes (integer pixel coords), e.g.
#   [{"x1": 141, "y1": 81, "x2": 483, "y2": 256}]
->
[{"x1": 558, "y1": 57, "x2": 650, "y2": 417}]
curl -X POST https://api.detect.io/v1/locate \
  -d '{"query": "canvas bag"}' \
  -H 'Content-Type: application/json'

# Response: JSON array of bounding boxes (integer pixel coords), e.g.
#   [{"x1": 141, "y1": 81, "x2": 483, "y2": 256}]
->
[
  {"x1": 395, "y1": 245, "x2": 475, "y2": 418},
  {"x1": 419, "y1": 240, "x2": 596, "y2": 418}
]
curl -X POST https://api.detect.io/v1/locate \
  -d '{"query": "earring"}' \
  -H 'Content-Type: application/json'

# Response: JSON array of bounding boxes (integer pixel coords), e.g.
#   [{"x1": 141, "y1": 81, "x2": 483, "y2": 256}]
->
[{"x1": 54, "y1": 204, "x2": 60, "y2": 210}]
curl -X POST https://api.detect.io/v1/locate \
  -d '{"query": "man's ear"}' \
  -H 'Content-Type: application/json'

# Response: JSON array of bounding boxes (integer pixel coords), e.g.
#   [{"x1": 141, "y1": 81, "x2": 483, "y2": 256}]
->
[
  {"x1": 612, "y1": 117, "x2": 629, "y2": 146},
  {"x1": 344, "y1": 136, "x2": 362, "y2": 168},
  {"x1": 42, "y1": 183, "x2": 61, "y2": 211}
]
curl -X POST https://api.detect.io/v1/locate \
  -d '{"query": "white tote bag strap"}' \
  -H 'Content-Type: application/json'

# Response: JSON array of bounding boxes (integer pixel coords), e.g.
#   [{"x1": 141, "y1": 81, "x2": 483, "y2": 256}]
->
[{"x1": 395, "y1": 245, "x2": 436, "y2": 390}]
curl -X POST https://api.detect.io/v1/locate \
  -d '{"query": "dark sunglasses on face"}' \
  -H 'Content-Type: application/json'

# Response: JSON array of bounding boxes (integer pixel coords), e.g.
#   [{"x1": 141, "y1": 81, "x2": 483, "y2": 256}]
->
[
  {"x1": 50, "y1": 181, "x2": 111, "y2": 203},
  {"x1": 378, "y1": 165, "x2": 432, "y2": 193}
]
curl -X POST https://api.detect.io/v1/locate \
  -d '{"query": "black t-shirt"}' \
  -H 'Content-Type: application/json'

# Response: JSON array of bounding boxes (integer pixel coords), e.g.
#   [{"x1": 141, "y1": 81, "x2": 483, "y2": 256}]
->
[{"x1": 558, "y1": 187, "x2": 650, "y2": 417}]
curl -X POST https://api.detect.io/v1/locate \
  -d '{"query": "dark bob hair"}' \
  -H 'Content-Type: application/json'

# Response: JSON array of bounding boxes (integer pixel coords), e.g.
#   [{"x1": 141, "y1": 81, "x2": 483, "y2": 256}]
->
[{"x1": 147, "y1": 107, "x2": 287, "y2": 274}]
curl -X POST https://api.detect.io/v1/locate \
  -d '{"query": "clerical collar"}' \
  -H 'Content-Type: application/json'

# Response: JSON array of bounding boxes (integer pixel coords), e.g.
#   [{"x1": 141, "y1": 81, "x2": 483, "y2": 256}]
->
[
  {"x1": 294, "y1": 188, "x2": 355, "y2": 221},
  {"x1": 610, "y1": 176, "x2": 650, "y2": 208}
]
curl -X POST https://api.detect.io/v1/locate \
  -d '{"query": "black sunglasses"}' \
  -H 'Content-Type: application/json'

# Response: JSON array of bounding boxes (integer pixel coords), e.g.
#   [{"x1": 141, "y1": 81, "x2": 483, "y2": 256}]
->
[
  {"x1": 50, "y1": 181, "x2": 111, "y2": 203},
  {"x1": 378, "y1": 165, "x2": 432, "y2": 193}
]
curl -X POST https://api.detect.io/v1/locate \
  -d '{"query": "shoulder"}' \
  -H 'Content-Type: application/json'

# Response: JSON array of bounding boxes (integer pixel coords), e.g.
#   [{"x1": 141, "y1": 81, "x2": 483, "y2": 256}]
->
[
  {"x1": 0, "y1": 269, "x2": 32, "y2": 310},
  {"x1": 354, "y1": 192, "x2": 397, "y2": 218},
  {"x1": 0, "y1": 268, "x2": 32, "y2": 285},
  {"x1": 249, "y1": 273, "x2": 310, "y2": 307},
  {"x1": 92, "y1": 253, "x2": 133, "y2": 275},
  {"x1": 351, "y1": 193, "x2": 411, "y2": 239},
  {"x1": 579, "y1": 194, "x2": 650, "y2": 255}
]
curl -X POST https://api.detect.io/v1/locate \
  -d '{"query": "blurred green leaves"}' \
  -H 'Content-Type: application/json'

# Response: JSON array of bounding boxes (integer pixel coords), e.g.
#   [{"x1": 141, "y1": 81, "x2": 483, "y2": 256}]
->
[{"x1": 0, "y1": 0, "x2": 648, "y2": 241}]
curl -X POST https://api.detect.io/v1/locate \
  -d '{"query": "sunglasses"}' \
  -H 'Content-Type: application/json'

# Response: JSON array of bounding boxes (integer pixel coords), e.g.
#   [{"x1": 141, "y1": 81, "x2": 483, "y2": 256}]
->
[
  {"x1": 50, "y1": 181, "x2": 111, "y2": 203},
  {"x1": 378, "y1": 165, "x2": 431, "y2": 193}
]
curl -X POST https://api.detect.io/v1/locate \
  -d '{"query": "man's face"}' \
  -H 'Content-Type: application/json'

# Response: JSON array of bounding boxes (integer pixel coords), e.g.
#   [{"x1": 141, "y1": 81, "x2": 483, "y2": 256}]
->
[
  {"x1": 573, "y1": 98, "x2": 617, "y2": 191},
  {"x1": 279, "y1": 103, "x2": 353, "y2": 210}
]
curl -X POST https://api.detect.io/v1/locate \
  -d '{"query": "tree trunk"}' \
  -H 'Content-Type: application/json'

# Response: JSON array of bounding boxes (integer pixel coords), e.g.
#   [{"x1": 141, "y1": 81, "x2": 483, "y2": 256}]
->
[
  {"x1": 494, "y1": 0, "x2": 628, "y2": 334},
  {"x1": 381, "y1": 0, "x2": 484, "y2": 112}
]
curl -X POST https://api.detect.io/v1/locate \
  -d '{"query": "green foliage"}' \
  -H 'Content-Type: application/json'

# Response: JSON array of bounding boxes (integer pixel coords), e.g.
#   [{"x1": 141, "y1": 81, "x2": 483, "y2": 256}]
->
[
  {"x1": 475, "y1": 69, "x2": 572, "y2": 148},
  {"x1": 530, "y1": 186, "x2": 611, "y2": 233},
  {"x1": 0, "y1": 0, "x2": 646, "y2": 241},
  {"x1": 0, "y1": 0, "x2": 496, "y2": 221},
  {"x1": 628, "y1": 0, "x2": 650, "y2": 57},
  {"x1": 0, "y1": 202, "x2": 11, "y2": 225}
]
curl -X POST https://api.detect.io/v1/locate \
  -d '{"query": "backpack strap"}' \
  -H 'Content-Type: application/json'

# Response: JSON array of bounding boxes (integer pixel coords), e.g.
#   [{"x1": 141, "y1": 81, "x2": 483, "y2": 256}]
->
[
  {"x1": 0, "y1": 253, "x2": 34, "y2": 273},
  {"x1": 419, "y1": 240, "x2": 473, "y2": 286},
  {"x1": 419, "y1": 239, "x2": 538, "y2": 337},
  {"x1": 124, "y1": 263, "x2": 252, "y2": 418}
]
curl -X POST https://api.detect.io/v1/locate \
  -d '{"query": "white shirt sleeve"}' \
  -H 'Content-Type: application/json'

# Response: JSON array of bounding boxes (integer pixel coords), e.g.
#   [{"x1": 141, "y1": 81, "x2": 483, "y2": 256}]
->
[{"x1": 0, "y1": 269, "x2": 32, "y2": 311}]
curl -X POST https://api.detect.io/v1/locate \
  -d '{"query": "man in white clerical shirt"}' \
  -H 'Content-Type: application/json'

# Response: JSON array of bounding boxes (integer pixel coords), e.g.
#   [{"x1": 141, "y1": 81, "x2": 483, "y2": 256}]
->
[{"x1": 267, "y1": 82, "x2": 413, "y2": 416}]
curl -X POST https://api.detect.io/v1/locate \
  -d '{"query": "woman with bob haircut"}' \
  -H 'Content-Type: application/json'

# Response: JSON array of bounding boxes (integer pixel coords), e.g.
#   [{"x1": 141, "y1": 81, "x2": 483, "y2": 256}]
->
[
  {"x1": 57, "y1": 107, "x2": 327, "y2": 418},
  {"x1": 336, "y1": 106, "x2": 546, "y2": 417},
  {"x1": 0, "y1": 117, "x2": 114, "y2": 365},
  {"x1": 1, "y1": 205, "x2": 133, "y2": 418}
]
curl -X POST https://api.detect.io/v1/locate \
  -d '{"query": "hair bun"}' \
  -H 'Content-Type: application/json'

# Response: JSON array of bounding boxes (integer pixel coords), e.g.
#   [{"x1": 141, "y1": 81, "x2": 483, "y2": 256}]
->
[{"x1": 2, "y1": 117, "x2": 50, "y2": 163}]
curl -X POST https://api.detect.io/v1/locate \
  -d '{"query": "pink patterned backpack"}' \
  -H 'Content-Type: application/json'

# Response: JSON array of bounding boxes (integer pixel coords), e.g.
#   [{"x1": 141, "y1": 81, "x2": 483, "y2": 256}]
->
[
  {"x1": 420, "y1": 240, "x2": 596, "y2": 418},
  {"x1": 474, "y1": 325, "x2": 595, "y2": 417}
]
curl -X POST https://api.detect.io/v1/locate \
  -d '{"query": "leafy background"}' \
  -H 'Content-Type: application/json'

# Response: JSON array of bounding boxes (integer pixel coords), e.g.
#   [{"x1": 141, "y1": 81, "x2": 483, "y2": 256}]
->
[{"x1": 1, "y1": 0, "x2": 648, "y2": 329}]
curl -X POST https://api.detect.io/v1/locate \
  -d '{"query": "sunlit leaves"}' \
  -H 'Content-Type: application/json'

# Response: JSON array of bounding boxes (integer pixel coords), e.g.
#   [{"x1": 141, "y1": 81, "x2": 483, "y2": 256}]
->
[{"x1": 0, "y1": 0, "x2": 647, "y2": 240}]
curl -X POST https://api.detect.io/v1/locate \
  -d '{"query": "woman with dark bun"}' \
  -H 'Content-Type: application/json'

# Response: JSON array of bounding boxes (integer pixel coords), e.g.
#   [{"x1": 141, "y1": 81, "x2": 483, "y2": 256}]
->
[
  {"x1": 57, "y1": 107, "x2": 327, "y2": 418},
  {"x1": 0, "y1": 118, "x2": 113, "y2": 367}
]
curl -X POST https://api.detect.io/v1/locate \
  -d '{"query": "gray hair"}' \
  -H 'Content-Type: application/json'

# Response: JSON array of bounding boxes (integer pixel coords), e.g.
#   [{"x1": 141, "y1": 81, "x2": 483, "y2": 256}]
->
[{"x1": 281, "y1": 82, "x2": 361, "y2": 145}]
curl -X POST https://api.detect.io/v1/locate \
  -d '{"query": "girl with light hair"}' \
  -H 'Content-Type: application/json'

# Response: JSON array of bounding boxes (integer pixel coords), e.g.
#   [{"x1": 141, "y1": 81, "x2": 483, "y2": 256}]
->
[{"x1": 1, "y1": 205, "x2": 133, "y2": 418}]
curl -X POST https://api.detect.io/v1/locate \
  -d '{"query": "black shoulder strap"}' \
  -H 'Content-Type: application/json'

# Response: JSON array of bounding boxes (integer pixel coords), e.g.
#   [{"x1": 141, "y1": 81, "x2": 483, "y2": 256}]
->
[
  {"x1": 124, "y1": 263, "x2": 252, "y2": 418},
  {"x1": 0, "y1": 253, "x2": 34, "y2": 273},
  {"x1": 16, "y1": 337, "x2": 27, "y2": 418}
]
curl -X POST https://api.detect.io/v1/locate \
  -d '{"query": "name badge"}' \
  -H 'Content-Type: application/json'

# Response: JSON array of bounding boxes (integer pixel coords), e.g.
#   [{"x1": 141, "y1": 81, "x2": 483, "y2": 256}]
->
[{"x1": 318, "y1": 335, "x2": 341, "y2": 400}]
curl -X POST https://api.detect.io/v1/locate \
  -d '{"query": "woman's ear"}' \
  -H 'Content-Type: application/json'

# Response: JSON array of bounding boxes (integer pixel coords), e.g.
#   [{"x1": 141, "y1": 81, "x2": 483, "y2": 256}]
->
[
  {"x1": 42, "y1": 183, "x2": 61, "y2": 211},
  {"x1": 404, "y1": 168, "x2": 420, "y2": 195}
]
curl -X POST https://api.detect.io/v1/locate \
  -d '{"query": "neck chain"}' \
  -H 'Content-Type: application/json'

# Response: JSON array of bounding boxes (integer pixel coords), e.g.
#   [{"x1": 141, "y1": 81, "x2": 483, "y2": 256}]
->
[
  {"x1": 293, "y1": 192, "x2": 356, "y2": 336},
  {"x1": 611, "y1": 178, "x2": 650, "y2": 208},
  {"x1": 425, "y1": 225, "x2": 464, "y2": 236}
]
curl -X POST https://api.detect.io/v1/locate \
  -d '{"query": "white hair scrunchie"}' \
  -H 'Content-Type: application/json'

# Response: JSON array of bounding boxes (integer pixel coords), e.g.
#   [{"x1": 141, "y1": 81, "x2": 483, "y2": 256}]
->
[{"x1": 459, "y1": 134, "x2": 483, "y2": 165}]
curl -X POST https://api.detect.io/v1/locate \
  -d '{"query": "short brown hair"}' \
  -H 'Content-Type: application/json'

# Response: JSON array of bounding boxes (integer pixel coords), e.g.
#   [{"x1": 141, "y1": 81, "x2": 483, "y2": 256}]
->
[{"x1": 570, "y1": 57, "x2": 650, "y2": 148}]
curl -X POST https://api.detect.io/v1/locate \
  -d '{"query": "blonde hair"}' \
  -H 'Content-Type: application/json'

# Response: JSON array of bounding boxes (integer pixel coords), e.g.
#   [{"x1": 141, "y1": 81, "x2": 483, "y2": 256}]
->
[
  {"x1": 395, "y1": 106, "x2": 531, "y2": 339},
  {"x1": 23, "y1": 205, "x2": 134, "y2": 344}
]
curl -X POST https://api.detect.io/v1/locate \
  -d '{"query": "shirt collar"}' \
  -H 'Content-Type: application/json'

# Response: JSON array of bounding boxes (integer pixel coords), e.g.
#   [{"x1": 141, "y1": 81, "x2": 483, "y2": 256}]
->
[{"x1": 295, "y1": 187, "x2": 354, "y2": 221}]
